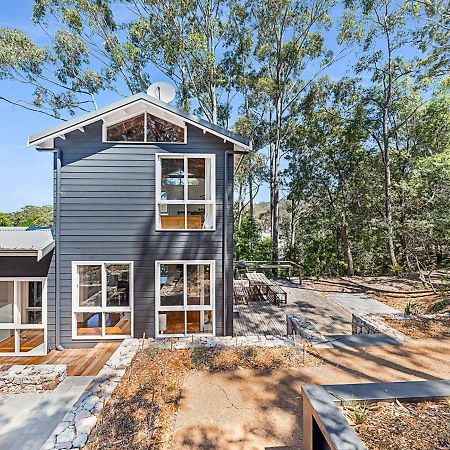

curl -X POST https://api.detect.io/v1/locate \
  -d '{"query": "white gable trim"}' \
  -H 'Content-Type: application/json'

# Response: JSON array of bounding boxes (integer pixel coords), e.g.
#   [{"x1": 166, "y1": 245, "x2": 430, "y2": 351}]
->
[{"x1": 29, "y1": 98, "x2": 252, "y2": 150}]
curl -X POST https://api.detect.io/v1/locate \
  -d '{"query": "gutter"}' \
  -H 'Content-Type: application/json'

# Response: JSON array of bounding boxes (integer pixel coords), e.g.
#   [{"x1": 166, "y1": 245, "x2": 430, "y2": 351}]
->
[{"x1": 55, "y1": 149, "x2": 62, "y2": 348}]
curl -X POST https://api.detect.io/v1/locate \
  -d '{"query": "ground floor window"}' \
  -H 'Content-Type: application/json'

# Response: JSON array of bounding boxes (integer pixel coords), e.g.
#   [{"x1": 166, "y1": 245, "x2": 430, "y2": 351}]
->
[
  {"x1": 155, "y1": 261, "x2": 215, "y2": 336},
  {"x1": 72, "y1": 262, "x2": 133, "y2": 339},
  {"x1": 0, "y1": 278, "x2": 47, "y2": 355}
]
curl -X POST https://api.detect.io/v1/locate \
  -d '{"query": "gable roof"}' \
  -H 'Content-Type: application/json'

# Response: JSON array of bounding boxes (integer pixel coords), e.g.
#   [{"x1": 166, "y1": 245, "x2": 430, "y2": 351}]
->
[
  {"x1": 0, "y1": 227, "x2": 55, "y2": 261},
  {"x1": 27, "y1": 93, "x2": 251, "y2": 151}
]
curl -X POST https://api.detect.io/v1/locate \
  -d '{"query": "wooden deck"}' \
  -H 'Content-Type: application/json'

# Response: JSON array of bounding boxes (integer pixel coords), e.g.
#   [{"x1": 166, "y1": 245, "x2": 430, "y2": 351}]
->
[
  {"x1": 233, "y1": 279, "x2": 353, "y2": 336},
  {"x1": 0, "y1": 342, "x2": 120, "y2": 376},
  {"x1": 234, "y1": 301, "x2": 290, "y2": 336}
]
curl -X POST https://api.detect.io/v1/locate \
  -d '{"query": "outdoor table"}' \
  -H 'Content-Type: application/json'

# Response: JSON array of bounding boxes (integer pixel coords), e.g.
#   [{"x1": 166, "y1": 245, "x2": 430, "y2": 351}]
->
[{"x1": 244, "y1": 272, "x2": 273, "y2": 297}]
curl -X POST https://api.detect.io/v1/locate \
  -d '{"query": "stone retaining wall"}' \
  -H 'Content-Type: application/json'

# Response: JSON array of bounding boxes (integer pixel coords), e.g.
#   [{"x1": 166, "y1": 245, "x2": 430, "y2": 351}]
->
[
  {"x1": 150, "y1": 334, "x2": 294, "y2": 349},
  {"x1": 352, "y1": 313, "x2": 410, "y2": 343},
  {"x1": 0, "y1": 364, "x2": 66, "y2": 394},
  {"x1": 41, "y1": 339, "x2": 144, "y2": 450},
  {"x1": 286, "y1": 315, "x2": 328, "y2": 345}
]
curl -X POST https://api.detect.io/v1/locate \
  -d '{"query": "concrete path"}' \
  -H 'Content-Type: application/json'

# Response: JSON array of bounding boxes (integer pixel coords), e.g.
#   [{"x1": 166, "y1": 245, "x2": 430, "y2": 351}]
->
[
  {"x1": 327, "y1": 292, "x2": 399, "y2": 315},
  {"x1": 0, "y1": 376, "x2": 93, "y2": 450},
  {"x1": 173, "y1": 337, "x2": 450, "y2": 449},
  {"x1": 234, "y1": 281, "x2": 353, "y2": 336}
]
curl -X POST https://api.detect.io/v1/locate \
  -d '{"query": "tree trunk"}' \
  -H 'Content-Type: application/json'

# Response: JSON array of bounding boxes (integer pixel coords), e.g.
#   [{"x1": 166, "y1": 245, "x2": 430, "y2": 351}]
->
[
  {"x1": 340, "y1": 225, "x2": 355, "y2": 277},
  {"x1": 248, "y1": 172, "x2": 254, "y2": 221},
  {"x1": 381, "y1": 13, "x2": 398, "y2": 269},
  {"x1": 271, "y1": 97, "x2": 282, "y2": 262},
  {"x1": 382, "y1": 124, "x2": 398, "y2": 268}
]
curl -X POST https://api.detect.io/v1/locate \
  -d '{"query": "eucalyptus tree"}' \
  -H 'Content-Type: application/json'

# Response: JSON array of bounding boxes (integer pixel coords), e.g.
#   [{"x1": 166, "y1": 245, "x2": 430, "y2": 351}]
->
[
  {"x1": 407, "y1": 0, "x2": 450, "y2": 79},
  {"x1": 342, "y1": 0, "x2": 426, "y2": 269},
  {"x1": 1, "y1": 0, "x2": 244, "y2": 124},
  {"x1": 285, "y1": 78, "x2": 371, "y2": 276},
  {"x1": 124, "y1": 0, "x2": 244, "y2": 125},
  {"x1": 246, "y1": 0, "x2": 346, "y2": 261}
]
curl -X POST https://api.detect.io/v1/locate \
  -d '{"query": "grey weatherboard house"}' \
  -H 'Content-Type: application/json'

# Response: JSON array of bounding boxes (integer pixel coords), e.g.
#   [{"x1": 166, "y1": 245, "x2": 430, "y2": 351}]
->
[{"x1": 0, "y1": 92, "x2": 250, "y2": 356}]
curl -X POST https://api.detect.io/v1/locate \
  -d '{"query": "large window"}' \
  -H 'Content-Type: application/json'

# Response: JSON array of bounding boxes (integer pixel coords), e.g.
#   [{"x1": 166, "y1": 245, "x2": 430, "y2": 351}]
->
[
  {"x1": 105, "y1": 113, "x2": 186, "y2": 143},
  {"x1": 155, "y1": 261, "x2": 215, "y2": 337},
  {"x1": 0, "y1": 278, "x2": 46, "y2": 356},
  {"x1": 72, "y1": 262, "x2": 133, "y2": 339},
  {"x1": 156, "y1": 154, "x2": 215, "y2": 230}
]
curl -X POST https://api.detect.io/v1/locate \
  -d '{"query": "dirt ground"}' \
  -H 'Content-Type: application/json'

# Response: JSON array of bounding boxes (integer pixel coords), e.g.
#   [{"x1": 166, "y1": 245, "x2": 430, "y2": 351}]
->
[
  {"x1": 173, "y1": 337, "x2": 450, "y2": 449},
  {"x1": 306, "y1": 276, "x2": 450, "y2": 315},
  {"x1": 384, "y1": 316, "x2": 450, "y2": 339},
  {"x1": 342, "y1": 399, "x2": 450, "y2": 450}
]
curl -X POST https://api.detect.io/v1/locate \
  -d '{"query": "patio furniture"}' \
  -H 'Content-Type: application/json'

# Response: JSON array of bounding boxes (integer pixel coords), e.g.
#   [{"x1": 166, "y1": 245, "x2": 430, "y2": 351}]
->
[
  {"x1": 244, "y1": 272, "x2": 273, "y2": 298},
  {"x1": 267, "y1": 284, "x2": 288, "y2": 305},
  {"x1": 233, "y1": 284, "x2": 253, "y2": 304}
]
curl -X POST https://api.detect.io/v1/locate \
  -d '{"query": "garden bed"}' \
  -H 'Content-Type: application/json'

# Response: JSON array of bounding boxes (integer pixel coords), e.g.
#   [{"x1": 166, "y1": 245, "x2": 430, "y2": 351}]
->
[
  {"x1": 383, "y1": 315, "x2": 450, "y2": 339},
  {"x1": 85, "y1": 345, "x2": 322, "y2": 450},
  {"x1": 341, "y1": 399, "x2": 450, "y2": 450}
]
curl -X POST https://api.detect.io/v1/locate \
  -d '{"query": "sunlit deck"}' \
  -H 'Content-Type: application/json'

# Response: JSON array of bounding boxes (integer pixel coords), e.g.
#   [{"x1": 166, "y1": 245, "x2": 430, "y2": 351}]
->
[
  {"x1": 0, "y1": 342, "x2": 120, "y2": 376},
  {"x1": 233, "y1": 279, "x2": 353, "y2": 337}
]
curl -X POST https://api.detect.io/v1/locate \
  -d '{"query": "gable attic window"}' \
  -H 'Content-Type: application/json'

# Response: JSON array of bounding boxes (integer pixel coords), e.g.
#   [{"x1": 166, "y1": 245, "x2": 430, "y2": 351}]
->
[{"x1": 105, "y1": 113, "x2": 186, "y2": 143}]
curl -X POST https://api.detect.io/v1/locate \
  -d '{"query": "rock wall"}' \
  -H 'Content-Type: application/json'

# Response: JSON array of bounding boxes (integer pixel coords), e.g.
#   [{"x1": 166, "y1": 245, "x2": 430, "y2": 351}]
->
[{"x1": 0, "y1": 364, "x2": 66, "y2": 394}]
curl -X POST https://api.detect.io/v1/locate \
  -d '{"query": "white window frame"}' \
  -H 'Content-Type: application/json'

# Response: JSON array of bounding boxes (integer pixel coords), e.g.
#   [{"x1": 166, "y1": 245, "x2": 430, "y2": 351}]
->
[
  {"x1": 155, "y1": 153, "x2": 216, "y2": 231},
  {"x1": 155, "y1": 260, "x2": 215, "y2": 338},
  {"x1": 0, "y1": 277, "x2": 47, "y2": 356},
  {"x1": 102, "y1": 112, "x2": 187, "y2": 144},
  {"x1": 72, "y1": 261, "x2": 134, "y2": 340}
]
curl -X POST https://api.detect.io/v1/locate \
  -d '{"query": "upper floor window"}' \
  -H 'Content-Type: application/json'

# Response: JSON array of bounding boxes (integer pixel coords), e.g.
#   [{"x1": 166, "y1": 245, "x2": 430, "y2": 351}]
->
[
  {"x1": 105, "y1": 113, "x2": 186, "y2": 143},
  {"x1": 156, "y1": 154, "x2": 216, "y2": 230}
]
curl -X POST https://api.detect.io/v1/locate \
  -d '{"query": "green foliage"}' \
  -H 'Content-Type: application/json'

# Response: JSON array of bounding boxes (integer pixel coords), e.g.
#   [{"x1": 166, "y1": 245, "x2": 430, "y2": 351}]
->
[
  {"x1": 0, "y1": 213, "x2": 12, "y2": 226},
  {"x1": 350, "y1": 401, "x2": 369, "y2": 425},
  {"x1": 404, "y1": 301, "x2": 419, "y2": 315},
  {"x1": 234, "y1": 215, "x2": 273, "y2": 262},
  {"x1": 1, "y1": 206, "x2": 53, "y2": 227}
]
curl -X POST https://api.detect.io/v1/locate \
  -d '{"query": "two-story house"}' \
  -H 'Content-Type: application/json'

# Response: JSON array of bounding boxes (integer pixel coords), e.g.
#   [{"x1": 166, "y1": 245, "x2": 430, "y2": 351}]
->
[{"x1": 0, "y1": 92, "x2": 250, "y2": 355}]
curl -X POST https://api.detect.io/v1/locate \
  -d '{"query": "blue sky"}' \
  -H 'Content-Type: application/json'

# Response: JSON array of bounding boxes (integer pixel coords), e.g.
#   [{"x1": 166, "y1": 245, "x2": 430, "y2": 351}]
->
[{"x1": 0, "y1": 1, "x2": 420, "y2": 212}]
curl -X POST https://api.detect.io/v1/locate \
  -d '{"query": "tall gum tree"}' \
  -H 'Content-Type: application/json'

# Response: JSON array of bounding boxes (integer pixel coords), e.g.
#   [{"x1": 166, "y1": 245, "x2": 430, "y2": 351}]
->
[
  {"x1": 344, "y1": 0, "x2": 423, "y2": 269},
  {"x1": 247, "y1": 0, "x2": 346, "y2": 261}
]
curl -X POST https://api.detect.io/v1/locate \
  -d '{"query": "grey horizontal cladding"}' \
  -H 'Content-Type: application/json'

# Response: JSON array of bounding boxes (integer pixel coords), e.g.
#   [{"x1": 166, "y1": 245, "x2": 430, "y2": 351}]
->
[
  {"x1": 61, "y1": 191, "x2": 155, "y2": 199},
  {"x1": 61, "y1": 184, "x2": 155, "y2": 191},
  {"x1": 62, "y1": 166, "x2": 157, "y2": 173},
  {"x1": 55, "y1": 119, "x2": 233, "y2": 346},
  {"x1": 62, "y1": 172, "x2": 154, "y2": 180}
]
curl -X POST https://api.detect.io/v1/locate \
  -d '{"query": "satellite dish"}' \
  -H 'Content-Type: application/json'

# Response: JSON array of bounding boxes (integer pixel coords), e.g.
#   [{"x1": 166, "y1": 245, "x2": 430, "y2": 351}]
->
[{"x1": 147, "y1": 82, "x2": 176, "y2": 103}]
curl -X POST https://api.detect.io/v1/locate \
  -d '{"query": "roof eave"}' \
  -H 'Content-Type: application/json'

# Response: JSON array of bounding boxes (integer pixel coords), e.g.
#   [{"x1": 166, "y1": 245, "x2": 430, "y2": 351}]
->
[{"x1": 28, "y1": 93, "x2": 251, "y2": 150}]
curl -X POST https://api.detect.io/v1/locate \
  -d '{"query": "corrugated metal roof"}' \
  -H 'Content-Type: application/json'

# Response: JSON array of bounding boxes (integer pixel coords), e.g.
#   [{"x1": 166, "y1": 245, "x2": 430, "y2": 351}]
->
[
  {"x1": 28, "y1": 93, "x2": 251, "y2": 149},
  {"x1": 0, "y1": 227, "x2": 54, "y2": 257}
]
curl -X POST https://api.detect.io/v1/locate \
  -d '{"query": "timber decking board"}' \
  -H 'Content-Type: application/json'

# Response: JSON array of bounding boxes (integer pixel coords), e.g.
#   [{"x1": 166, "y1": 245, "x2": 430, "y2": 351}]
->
[
  {"x1": 0, "y1": 342, "x2": 119, "y2": 376},
  {"x1": 234, "y1": 301, "x2": 291, "y2": 336}
]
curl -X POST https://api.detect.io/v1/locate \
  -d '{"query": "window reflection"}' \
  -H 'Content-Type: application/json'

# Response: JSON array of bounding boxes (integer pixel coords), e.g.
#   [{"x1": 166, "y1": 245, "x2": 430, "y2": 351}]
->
[
  {"x1": 188, "y1": 158, "x2": 207, "y2": 200},
  {"x1": 76, "y1": 312, "x2": 102, "y2": 336},
  {"x1": 105, "y1": 312, "x2": 131, "y2": 335},
  {"x1": 160, "y1": 264, "x2": 184, "y2": 306},
  {"x1": 187, "y1": 264, "x2": 211, "y2": 306},
  {"x1": 147, "y1": 114, "x2": 184, "y2": 142},
  {"x1": 106, "y1": 114, "x2": 145, "y2": 141},
  {"x1": 106, "y1": 264, "x2": 130, "y2": 307},
  {"x1": 161, "y1": 158, "x2": 184, "y2": 201},
  {"x1": 78, "y1": 265, "x2": 102, "y2": 307},
  {"x1": 0, "y1": 281, "x2": 14, "y2": 323},
  {"x1": 19, "y1": 329, "x2": 44, "y2": 353}
]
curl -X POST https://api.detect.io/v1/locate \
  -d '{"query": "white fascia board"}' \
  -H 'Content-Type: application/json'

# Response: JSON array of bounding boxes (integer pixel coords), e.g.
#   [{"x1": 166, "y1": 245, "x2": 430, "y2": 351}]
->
[
  {"x1": 37, "y1": 240, "x2": 55, "y2": 261},
  {"x1": 29, "y1": 98, "x2": 252, "y2": 150}
]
